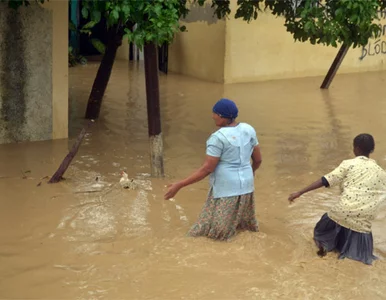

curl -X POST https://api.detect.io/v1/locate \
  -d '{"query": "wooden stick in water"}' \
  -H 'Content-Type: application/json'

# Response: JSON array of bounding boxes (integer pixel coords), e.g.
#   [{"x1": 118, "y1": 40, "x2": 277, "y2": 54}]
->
[{"x1": 48, "y1": 120, "x2": 94, "y2": 184}]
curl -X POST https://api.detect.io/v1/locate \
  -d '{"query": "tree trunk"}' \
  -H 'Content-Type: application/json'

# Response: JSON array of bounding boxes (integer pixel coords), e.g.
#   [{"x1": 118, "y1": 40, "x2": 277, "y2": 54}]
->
[
  {"x1": 49, "y1": 120, "x2": 94, "y2": 183},
  {"x1": 158, "y1": 43, "x2": 168, "y2": 74},
  {"x1": 144, "y1": 42, "x2": 164, "y2": 177},
  {"x1": 320, "y1": 44, "x2": 350, "y2": 89},
  {"x1": 129, "y1": 26, "x2": 134, "y2": 61},
  {"x1": 129, "y1": 41, "x2": 134, "y2": 61},
  {"x1": 84, "y1": 26, "x2": 122, "y2": 119}
]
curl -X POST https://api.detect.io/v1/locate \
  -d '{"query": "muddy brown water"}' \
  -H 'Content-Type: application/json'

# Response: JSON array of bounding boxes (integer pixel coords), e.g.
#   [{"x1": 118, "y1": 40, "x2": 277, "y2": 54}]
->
[{"x1": 1, "y1": 61, "x2": 386, "y2": 299}]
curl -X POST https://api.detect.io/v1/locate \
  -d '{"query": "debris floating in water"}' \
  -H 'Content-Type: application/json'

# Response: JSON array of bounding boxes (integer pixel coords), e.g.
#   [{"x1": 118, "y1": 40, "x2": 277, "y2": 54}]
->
[
  {"x1": 119, "y1": 171, "x2": 153, "y2": 191},
  {"x1": 119, "y1": 171, "x2": 137, "y2": 190}
]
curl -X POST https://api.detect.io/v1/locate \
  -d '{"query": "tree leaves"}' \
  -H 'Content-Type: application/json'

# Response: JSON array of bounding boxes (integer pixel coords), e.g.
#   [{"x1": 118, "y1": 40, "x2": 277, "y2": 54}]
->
[
  {"x1": 268, "y1": 0, "x2": 384, "y2": 48},
  {"x1": 78, "y1": 0, "x2": 183, "y2": 49},
  {"x1": 234, "y1": 0, "x2": 263, "y2": 22},
  {"x1": 2, "y1": 0, "x2": 31, "y2": 10},
  {"x1": 4, "y1": 0, "x2": 385, "y2": 50},
  {"x1": 82, "y1": 6, "x2": 89, "y2": 19},
  {"x1": 90, "y1": 38, "x2": 106, "y2": 54},
  {"x1": 76, "y1": 0, "x2": 267, "y2": 49}
]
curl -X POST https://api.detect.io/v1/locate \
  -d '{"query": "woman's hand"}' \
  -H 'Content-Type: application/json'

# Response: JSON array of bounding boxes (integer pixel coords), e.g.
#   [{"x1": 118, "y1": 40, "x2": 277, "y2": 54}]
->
[
  {"x1": 164, "y1": 182, "x2": 183, "y2": 200},
  {"x1": 288, "y1": 192, "x2": 302, "y2": 203},
  {"x1": 288, "y1": 178, "x2": 325, "y2": 204},
  {"x1": 164, "y1": 156, "x2": 219, "y2": 200}
]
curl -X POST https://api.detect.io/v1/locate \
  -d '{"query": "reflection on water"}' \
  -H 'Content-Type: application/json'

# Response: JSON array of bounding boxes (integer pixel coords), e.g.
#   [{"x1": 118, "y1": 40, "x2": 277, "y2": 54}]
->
[{"x1": 1, "y1": 61, "x2": 386, "y2": 299}]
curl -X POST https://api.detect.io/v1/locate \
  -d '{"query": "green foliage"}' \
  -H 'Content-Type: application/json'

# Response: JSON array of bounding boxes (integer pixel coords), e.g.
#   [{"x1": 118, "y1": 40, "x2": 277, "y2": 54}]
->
[
  {"x1": 80, "y1": 0, "x2": 262, "y2": 49},
  {"x1": 1, "y1": 0, "x2": 45, "y2": 10},
  {"x1": 81, "y1": 0, "x2": 182, "y2": 49},
  {"x1": 68, "y1": 21, "x2": 87, "y2": 68},
  {"x1": 90, "y1": 38, "x2": 106, "y2": 54},
  {"x1": 5, "y1": 0, "x2": 386, "y2": 51},
  {"x1": 68, "y1": 19, "x2": 105, "y2": 67},
  {"x1": 68, "y1": 46, "x2": 87, "y2": 67},
  {"x1": 194, "y1": 0, "x2": 261, "y2": 22},
  {"x1": 233, "y1": 0, "x2": 262, "y2": 22},
  {"x1": 69, "y1": 19, "x2": 105, "y2": 55},
  {"x1": 265, "y1": 0, "x2": 386, "y2": 48}
]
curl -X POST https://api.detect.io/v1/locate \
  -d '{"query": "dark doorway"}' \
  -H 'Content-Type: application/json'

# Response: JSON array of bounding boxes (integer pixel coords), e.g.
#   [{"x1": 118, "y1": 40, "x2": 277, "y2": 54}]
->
[{"x1": 78, "y1": 1, "x2": 108, "y2": 56}]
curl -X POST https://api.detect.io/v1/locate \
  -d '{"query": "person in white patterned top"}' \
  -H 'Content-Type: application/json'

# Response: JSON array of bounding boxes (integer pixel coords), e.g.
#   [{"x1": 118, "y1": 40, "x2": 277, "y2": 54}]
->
[{"x1": 288, "y1": 134, "x2": 386, "y2": 265}]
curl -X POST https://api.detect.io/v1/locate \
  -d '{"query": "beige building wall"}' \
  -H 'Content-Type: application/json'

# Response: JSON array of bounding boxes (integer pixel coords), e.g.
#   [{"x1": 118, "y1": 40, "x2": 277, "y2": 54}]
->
[
  {"x1": 168, "y1": 3, "x2": 226, "y2": 83},
  {"x1": 224, "y1": 8, "x2": 386, "y2": 83},
  {"x1": 116, "y1": 37, "x2": 129, "y2": 61},
  {"x1": 0, "y1": 0, "x2": 68, "y2": 144},
  {"x1": 169, "y1": 4, "x2": 386, "y2": 83},
  {"x1": 45, "y1": 0, "x2": 69, "y2": 139}
]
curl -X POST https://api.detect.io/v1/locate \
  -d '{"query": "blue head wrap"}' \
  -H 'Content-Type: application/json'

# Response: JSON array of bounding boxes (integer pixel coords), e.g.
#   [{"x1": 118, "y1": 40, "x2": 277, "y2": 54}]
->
[{"x1": 212, "y1": 98, "x2": 238, "y2": 119}]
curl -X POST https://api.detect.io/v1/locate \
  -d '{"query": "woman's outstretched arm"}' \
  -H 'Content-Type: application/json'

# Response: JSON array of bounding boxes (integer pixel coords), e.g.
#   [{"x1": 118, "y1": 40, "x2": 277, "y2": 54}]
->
[
  {"x1": 288, "y1": 178, "x2": 328, "y2": 203},
  {"x1": 164, "y1": 156, "x2": 220, "y2": 200}
]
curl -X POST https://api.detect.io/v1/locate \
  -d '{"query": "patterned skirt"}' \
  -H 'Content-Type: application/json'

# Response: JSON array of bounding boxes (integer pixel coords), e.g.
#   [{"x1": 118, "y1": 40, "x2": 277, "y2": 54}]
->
[
  {"x1": 187, "y1": 189, "x2": 258, "y2": 241},
  {"x1": 314, "y1": 213, "x2": 377, "y2": 265}
]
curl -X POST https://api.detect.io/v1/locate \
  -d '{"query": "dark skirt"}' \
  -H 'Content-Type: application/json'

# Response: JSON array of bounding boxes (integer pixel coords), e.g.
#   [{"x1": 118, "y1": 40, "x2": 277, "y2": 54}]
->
[{"x1": 314, "y1": 213, "x2": 377, "y2": 265}]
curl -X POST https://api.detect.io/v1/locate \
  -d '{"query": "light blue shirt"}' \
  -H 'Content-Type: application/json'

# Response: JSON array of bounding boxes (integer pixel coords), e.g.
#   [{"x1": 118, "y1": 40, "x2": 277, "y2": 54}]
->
[{"x1": 206, "y1": 122, "x2": 259, "y2": 198}]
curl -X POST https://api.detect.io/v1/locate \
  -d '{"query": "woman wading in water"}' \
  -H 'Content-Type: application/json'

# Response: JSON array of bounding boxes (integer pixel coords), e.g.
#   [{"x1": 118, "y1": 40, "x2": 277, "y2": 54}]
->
[
  {"x1": 289, "y1": 134, "x2": 386, "y2": 265},
  {"x1": 164, "y1": 98, "x2": 262, "y2": 241}
]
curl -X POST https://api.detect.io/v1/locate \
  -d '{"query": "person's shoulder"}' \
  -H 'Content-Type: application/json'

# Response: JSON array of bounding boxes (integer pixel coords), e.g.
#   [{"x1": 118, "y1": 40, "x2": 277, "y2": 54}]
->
[
  {"x1": 334, "y1": 158, "x2": 354, "y2": 169},
  {"x1": 342, "y1": 157, "x2": 366, "y2": 167},
  {"x1": 239, "y1": 122, "x2": 254, "y2": 129},
  {"x1": 344, "y1": 158, "x2": 357, "y2": 164},
  {"x1": 239, "y1": 122, "x2": 257, "y2": 134},
  {"x1": 210, "y1": 129, "x2": 223, "y2": 139},
  {"x1": 368, "y1": 158, "x2": 386, "y2": 172},
  {"x1": 368, "y1": 161, "x2": 386, "y2": 181},
  {"x1": 346, "y1": 157, "x2": 383, "y2": 171},
  {"x1": 207, "y1": 130, "x2": 223, "y2": 144}
]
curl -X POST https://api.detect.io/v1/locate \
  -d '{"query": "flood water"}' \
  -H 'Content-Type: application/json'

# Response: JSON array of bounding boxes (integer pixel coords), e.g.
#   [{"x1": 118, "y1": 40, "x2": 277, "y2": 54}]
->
[{"x1": 1, "y1": 61, "x2": 386, "y2": 299}]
